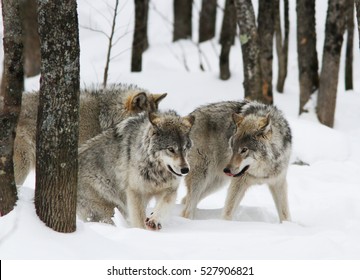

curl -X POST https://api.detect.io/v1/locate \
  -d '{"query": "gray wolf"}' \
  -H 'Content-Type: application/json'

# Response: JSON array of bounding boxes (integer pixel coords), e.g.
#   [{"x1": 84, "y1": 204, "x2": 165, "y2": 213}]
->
[
  {"x1": 77, "y1": 110, "x2": 194, "y2": 230},
  {"x1": 13, "y1": 84, "x2": 167, "y2": 185},
  {"x1": 181, "y1": 100, "x2": 292, "y2": 222}
]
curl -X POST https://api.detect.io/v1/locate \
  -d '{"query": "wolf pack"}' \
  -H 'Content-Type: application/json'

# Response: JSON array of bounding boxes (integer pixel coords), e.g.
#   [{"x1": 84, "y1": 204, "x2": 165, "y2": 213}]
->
[{"x1": 14, "y1": 83, "x2": 292, "y2": 230}]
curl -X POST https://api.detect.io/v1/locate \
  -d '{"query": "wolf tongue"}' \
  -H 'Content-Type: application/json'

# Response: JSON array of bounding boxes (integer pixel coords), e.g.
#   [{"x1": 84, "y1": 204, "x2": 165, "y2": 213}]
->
[{"x1": 224, "y1": 172, "x2": 234, "y2": 177}]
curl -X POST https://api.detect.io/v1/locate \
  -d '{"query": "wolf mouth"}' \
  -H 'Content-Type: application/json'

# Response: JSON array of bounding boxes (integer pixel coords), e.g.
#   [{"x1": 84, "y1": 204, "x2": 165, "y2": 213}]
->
[
  {"x1": 167, "y1": 165, "x2": 182, "y2": 177},
  {"x1": 225, "y1": 165, "x2": 250, "y2": 177}
]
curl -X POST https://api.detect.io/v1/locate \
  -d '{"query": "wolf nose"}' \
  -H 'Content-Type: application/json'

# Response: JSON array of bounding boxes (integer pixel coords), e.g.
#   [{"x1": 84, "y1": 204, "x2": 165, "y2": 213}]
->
[
  {"x1": 223, "y1": 167, "x2": 231, "y2": 174},
  {"x1": 181, "y1": 167, "x2": 189, "y2": 175}
]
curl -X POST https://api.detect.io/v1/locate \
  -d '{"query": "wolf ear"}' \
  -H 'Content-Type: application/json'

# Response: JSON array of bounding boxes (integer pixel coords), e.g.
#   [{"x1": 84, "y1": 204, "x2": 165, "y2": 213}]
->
[
  {"x1": 148, "y1": 112, "x2": 161, "y2": 128},
  {"x1": 152, "y1": 93, "x2": 167, "y2": 106},
  {"x1": 182, "y1": 115, "x2": 195, "y2": 130},
  {"x1": 258, "y1": 113, "x2": 271, "y2": 134},
  {"x1": 232, "y1": 113, "x2": 244, "y2": 126},
  {"x1": 131, "y1": 92, "x2": 147, "y2": 111}
]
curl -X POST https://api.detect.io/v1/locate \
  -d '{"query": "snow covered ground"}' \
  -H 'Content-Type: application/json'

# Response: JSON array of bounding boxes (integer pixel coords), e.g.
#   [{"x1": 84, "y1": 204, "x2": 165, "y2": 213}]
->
[{"x1": 1, "y1": 0, "x2": 360, "y2": 265}]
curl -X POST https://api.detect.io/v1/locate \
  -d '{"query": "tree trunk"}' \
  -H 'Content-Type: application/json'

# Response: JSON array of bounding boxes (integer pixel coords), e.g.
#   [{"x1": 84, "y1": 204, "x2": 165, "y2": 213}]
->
[
  {"x1": 173, "y1": 0, "x2": 192, "y2": 41},
  {"x1": 275, "y1": 0, "x2": 289, "y2": 93},
  {"x1": 20, "y1": 0, "x2": 41, "y2": 78},
  {"x1": 345, "y1": 0, "x2": 354, "y2": 90},
  {"x1": 199, "y1": 0, "x2": 217, "y2": 43},
  {"x1": 233, "y1": 0, "x2": 266, "y2": 103},
  {"x1": 317, "y1": 0, "x2": 346, "y2": 128},
  {"x1": 356, "y1": 0, "x2": 360, "y2": 48},
  {"x1": 219, "y1": 0, "x2": 236, "y2": 80},
  {"x1": 258, "y1": 0, "x2": 275, "y2": 102},
  {"x1": 0, "y1": 0, "x2": 23, "y2": 216},
  {"x1": 35, "y1": 0, "x2": 80, "y2": 233},
  {"x1": 131, "y1": 0, "x2": 148, "y2": 72},
  {"x1": 143, "y1": 0, "x2": 149, "y2": 51},
  {"x1": 297, "y1": 0, "x2": 319, "y2": 114}
]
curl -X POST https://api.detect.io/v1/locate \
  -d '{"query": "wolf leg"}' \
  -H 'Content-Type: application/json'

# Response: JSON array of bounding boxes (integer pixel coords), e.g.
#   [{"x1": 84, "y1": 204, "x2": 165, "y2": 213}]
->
[
  {"x1": 127, "y1": 189, "x2": 147, "y2": 229},
  {"x1": 222, "y1": 177, "x2": 250, "y2": 220},
  {"x1": 269, "y1": 177, "x2": 291, "y2": 222},
  {"x1": 146, "y1": 190, "x2": 177, "y2": 230},
  {"x1": 14, "y1": 135, "x2": 35, "y2": 186}
]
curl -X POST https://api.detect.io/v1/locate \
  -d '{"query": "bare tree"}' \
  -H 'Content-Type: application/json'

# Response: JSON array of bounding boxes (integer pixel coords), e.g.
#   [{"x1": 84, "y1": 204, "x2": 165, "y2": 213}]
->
[
  {"x1": 257, "y1": 0, "x2": 275, "y2": 103},
  {"x1": 199, "y1": 0, "x2": 217, "y2": 43},
  {"x1": 234, "y1": 0, "x2": 266, "y2": 103},
  {"x1": 131, "y1": 0, "x2": 149, "y2": 72},
  {"x1": 173, "y1": 0, "x2": 192, "y2": 41},
  {"x1": 317, "y1": 0, "x2": 346, "y2": 128},
  {"x1": 356, "y1": 0, "x2": 360, "y2": 48},
  {"x1": 297, "y1": 0, "x2": 319, "y2": 114},
  {"x1": 219, "y1": 0, "x2": 236, "y2": 80},
  {"x1": 0, "y1": 0, "x2": 24, "y2": 216},
  {"x1": 35, "y1": 0, "x2": 80, "y2": 233},
  {"x1": 275, "y1": 0, "x2": 289, "y2": 93},
  {"x1": 345, "y1": 0, "x2": 354, "y2": 90},
  {"x1": 104, "y1": 0, "x2": 119, "y2": 86}
]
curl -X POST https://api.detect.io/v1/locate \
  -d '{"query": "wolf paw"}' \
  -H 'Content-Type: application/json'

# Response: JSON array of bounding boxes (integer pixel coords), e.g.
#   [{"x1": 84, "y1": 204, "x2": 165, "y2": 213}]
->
[{"x1": 145, "y1": 217, "x2": 162, "y2": 230}]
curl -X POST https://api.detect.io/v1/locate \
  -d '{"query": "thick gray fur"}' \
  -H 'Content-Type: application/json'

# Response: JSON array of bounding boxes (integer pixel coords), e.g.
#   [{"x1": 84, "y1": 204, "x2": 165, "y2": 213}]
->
[
  {"x1": 77, "y1": 110, "x2": 194, "y2": 230},
  {"x1": 182, "y1": 100, "x2": 292, "y2": 222},
  {"x1": 13, "y1": 83, "x2": 166, "y2": 185}
]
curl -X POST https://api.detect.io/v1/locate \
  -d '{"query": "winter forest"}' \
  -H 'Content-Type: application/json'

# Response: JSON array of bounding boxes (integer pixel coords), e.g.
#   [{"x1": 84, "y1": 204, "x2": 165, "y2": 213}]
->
[{"x1": 1, "y1": 0, "x2": 360, "y2": 266}]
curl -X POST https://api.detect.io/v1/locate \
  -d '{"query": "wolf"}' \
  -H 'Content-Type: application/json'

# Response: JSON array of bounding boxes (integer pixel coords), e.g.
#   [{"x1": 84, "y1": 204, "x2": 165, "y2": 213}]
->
[
  {"x1": 13, "y1": 84, "x2": 167, "y2": 185},
  {"x1": 181, "y1": 100, "x2": 292, "y2": 223},
  {"x1": 77, "y1": 110, "x2": 194, "y2": 230}
]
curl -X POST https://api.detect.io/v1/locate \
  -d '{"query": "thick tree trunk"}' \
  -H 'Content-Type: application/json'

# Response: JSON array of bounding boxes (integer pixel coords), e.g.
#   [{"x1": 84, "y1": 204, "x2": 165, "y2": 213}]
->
[
  {"x1": 234, "y1": 0, "x2": 266, "y2": 103},
  {"x1": 143, "y1": 0, "x2": 149, "y2": 51},
  {"x1": 275, "y1": 0, "x2": 289, "y2": 93},
  {"x1": 131, "y1": 0, "x2": 148, "y2": 72},
  {"x1": 20, "y1": 0, "x2": 41, "y2": 77},
  {"x1": 199, "y1": 0, "x2": 217, "y2": 42},
  {"x1": 0, "y1": 0, "x2": 23, "y2": 216},
  {"x1": 173, "y1": 0, "x2": 192, "y2": 41},
  {"x1": 297, "y1": 0, "x2": 319, "y2": 114},
  {"x1": 258, "y1": 0, "x2": 275, "y2": 102},
  {"x1": 317, "y1": 0, "x2": 346, "y2": 128},
  {"x1": 219, "y1": 0, "x2": 236, "y2": 80},
  {"x1": 35, "y1": 0, "x2": 80, "y2": 233},
  {"x1": 345, "y1": 0, "x2": 354, "y2": 90}
]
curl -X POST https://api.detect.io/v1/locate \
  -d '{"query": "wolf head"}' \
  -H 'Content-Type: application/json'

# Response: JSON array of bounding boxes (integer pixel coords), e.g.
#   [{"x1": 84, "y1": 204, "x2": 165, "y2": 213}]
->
[
  {"x1": 148, "y1": 112, "x2": 195, "y2": 177},
  {"x1": 223, "y1": 112, "x2": 272, "y2": 177}
]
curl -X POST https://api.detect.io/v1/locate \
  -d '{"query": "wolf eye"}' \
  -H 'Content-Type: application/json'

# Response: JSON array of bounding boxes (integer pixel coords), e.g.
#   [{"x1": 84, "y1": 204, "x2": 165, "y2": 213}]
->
[
  {"x1": 240, "y1": 147, "x2": 248, "y2": 154},
  {"x1": 167, "y1": 147, "x2": 175, "y2": 153}
]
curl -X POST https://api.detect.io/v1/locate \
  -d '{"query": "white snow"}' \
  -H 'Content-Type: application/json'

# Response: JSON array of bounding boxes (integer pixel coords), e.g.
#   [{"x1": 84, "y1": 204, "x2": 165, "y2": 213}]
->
[{"x1": 1, "y1": 0, "x2": 360, "y2": 263}]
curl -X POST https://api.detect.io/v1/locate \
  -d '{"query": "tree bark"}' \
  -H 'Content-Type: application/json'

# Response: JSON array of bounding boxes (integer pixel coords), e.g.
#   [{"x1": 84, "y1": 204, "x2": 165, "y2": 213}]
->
[
  {"x1": 0, "y1": 0, "x2": 23, "y2": 216},
  {"x1": 297, "y1": 0, "x2": 319, "y2": 114},
  {"x1": 35, "y1": 0, "x2": 80, "y2": 233},
  {"x1": 199, "y1": 0, "x2": 217, "y2": 43},
  {"x1": 219, "y1": 0, "x2": 236, "y2": 80},
  {"x1": 275, "y1": 0, "x2": 289, "y2": 93},
  {"x1": 131, "y1": 0, "x2": 148, "y2": 72},
  {"x1": 258, "y1": 0, "x2": 275, "y2": 102},
  {"x1": 20, "y1": 0, "x2": 41, "y2": 78},
  {"x1": 317, "y1": 0, "x2": 346, "y2": 128},
  {"x1": 234, "y1": 0, "x2": 266, "y2": 103},
  {"x1": 173, "y1": 0, "x2": 192, "y2": 41},
  {"x1": 345, "y1": 0, "x2": 354, "y2": 90}
]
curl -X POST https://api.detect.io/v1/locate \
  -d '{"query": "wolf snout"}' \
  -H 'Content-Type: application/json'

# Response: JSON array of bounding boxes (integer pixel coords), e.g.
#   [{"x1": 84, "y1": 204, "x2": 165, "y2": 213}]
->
[
  {"x1": 181, "y1": 167, "x2": 189, "y2": 175},
  {"x1": 223, "y1": 167, "x2": 234, "y2": 176}
]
